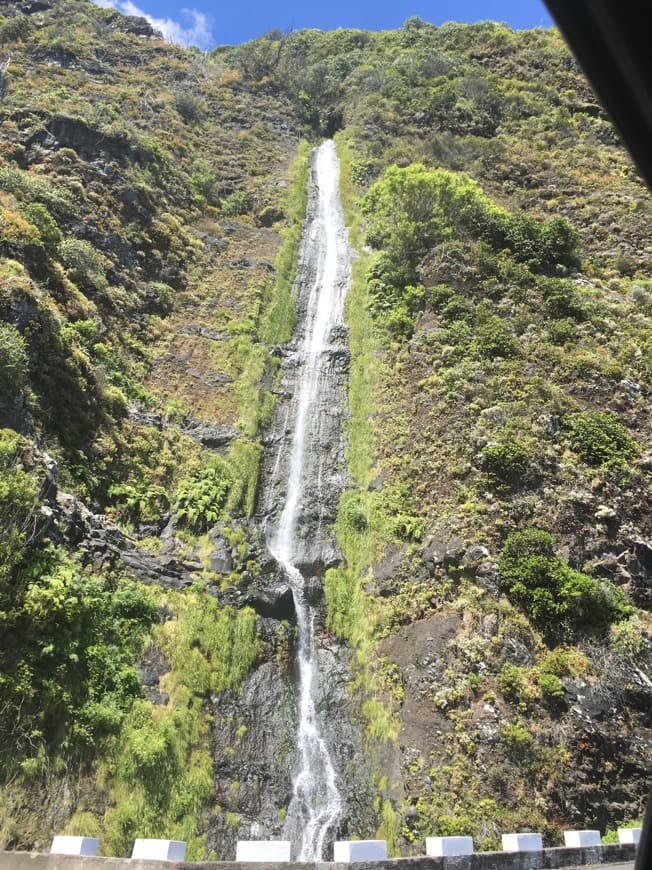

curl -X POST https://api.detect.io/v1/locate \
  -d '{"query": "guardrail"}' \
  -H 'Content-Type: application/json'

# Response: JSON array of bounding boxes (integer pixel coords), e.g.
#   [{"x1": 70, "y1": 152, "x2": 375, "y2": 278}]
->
[{"x1": 0, "y1": 842, "x2": 638, "y2": 870}]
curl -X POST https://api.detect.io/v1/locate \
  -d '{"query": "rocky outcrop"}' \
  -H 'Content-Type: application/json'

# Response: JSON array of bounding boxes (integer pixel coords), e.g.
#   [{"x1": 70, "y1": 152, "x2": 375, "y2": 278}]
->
[
  {"x1": 23, "y1": 114, "x2": 154, "y2": 165},
  {"x1": 55, "y1": 491, "x2": 200, "y2": 587}
]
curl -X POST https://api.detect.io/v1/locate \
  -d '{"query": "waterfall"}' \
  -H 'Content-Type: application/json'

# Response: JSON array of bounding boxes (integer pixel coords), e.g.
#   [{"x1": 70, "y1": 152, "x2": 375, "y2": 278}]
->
[{"x1": 267, "y1": 140, "x2": 352, "y2": 861}]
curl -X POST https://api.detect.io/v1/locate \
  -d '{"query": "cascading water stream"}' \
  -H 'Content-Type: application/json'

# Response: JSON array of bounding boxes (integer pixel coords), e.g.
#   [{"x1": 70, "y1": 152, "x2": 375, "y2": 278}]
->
[{"x1": 267, "y1": 140, "x2": 351, "y2": 861}]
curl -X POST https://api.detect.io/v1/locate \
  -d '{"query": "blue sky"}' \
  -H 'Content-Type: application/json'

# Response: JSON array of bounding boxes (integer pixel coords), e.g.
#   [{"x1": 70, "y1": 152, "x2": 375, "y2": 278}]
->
[{"x1": 93, "y1": 1, "x2": 553, "y2": 50}]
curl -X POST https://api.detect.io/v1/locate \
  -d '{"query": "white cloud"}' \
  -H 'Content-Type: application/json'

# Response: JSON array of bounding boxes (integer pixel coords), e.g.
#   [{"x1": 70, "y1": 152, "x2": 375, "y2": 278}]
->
[{"x1": 93, "y1": 1, "x2": 214, "y2": 49}]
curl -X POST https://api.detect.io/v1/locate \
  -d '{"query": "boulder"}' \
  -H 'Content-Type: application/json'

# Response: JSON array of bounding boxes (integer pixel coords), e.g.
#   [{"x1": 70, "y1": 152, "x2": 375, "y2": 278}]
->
[{"x1": 422, "y1": 531, "x2": 466, "y2": 570}]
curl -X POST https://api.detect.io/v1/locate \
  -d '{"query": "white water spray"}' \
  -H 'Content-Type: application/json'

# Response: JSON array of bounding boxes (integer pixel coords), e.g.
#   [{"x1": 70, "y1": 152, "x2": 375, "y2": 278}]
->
[{"x1": 268, "y1": 140, "x2": 351, "y2": 861}]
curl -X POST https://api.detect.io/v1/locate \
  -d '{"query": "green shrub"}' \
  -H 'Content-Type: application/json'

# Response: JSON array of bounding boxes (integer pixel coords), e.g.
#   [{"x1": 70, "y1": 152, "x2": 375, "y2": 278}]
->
[
  {"x1": 565, "y1": 411, "x2": 638, "y2": 469},
  {"x1": 0, "y1": 167, "x2": 76, "y2": 220},
  {"x1": 174, "y1": 91, "x2": 205, "y2": 123},
  {"x1": 499, "y1": 722, "x2": 532, "y2": 752},
  {"x1": 0, "y1": 15, "x2": 32, "y2": 42},
  {"x1": 340, "y1": 491, "x2": 369, "y2": 532},
  {"x1": 221, "y1": 190, "x2": 251, "y2": 217},
  {"x1": 361, "y1": 163, "x2": 487, "y2": 268},
  {"x1": 475, "y1": 316, "x2": 518, "y2": 359},
  {"x1": 481, "y1": 438, "x2": 530, "y2": 489},
  {"x1": 543, "y1": 279, "x2": 586, "y2": 321},
  {"x1": 610, "y1": 615, "x2": 646, "y2": 658},
  {"x1": 59, "y1": 238, "x2": 108, "y2": 291},
  {"x1": 497, "y1": 663, "x2": 527, "y2": 704},
  {"x1": 18, "y1": 203, "x2": 62, "y2": 257},
  {"x1": 189, "y1": 161, "x2": 218, "y2": 205},
  {"x1": 366, "y1": 252, "x2": 425, "y2": 336},
  {"x1": 175, "y1": 458, "x2": 233, "y2": 532},
  {"x1": 108, "y1": 483, "x2": 170, "y2": 525},
  {"x1": 0, "y1": 429, "x2": 39, "y2": 594},
  {"x1": 0, "y1": 208, "x2": 41, "y2": 253},
  {"x1": 442, "y1": 295, "x2": 474, "y2": 322},
  {"x1": 145, "y1": 282, "x2": 175, "y2": 314},
  {"x1": 538, "y1": 672, "x2": 564, "y2": 702},
  {"x1": 499, "y1": 528, "x2": 632, "y2": 635},
  {"x1": 547, "y1": 318, "x2": 577, "y2": 345},
  {"x1": 0, "y1": 322, "x2": 29, "y2": 400},
  {"x1": 474, "y1": 208, "x2": 577, "y2": 270}
]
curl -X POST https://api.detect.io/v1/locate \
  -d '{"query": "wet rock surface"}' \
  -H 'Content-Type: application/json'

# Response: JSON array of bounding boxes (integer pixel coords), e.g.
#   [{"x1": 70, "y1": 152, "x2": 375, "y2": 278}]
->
[
  {"x1": 256, "y1": 156, "x2": 351, "y2": 574},
  {"x1": 208, "y1": 646, "x2": 376, "y2": 860},
  {"x1": 227, "y1": 143, "x2": 374, "y2": 857}
]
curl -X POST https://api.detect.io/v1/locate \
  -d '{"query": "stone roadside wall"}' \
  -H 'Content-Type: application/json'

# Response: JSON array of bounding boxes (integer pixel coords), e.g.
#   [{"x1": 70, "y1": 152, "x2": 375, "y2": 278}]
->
[{"x1": 0, "y1": 844, "x2": 637, "y2": 870}]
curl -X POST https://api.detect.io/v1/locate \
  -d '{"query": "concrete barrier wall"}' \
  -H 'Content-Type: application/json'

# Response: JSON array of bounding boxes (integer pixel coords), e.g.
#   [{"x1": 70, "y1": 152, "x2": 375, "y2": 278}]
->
[{"x1": 0, "y1": 843, "x2": 636, "y2": 870}]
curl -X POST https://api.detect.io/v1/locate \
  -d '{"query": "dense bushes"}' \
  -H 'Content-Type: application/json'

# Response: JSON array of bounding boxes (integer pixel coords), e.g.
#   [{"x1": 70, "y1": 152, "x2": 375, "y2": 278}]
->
[
  {"x1": 0, "y1": 439, "x2": 157, "y2": 773},
  {"x1": 481, "y1": 437, "x2": 531, "y2": 488},
  {"x1": 475, "y1": 315, "x2": 518, "y2": 359},
  {"x1": 102, "y1": 591, "x2": 259, "y2": 857},
  {"x1": 565, "y1": 411, "x2": 638, "y2": 469},
  {"x1": 499, "y1": 529, "x2": 631, "y2": 636},
  {"x1": 360, "y1": 163, "x2": 577, "y2": 337},
  {"x1": 1, "y1": 548, "x2": 156, "y2": 771},
  {"x1": 362, "y1": 163, "x2": 577, "y2": 273},
  {"x1": 361, "y1": 165, "x2": 486, "y2": 268},
  {"x1": 0, "y1": 429, "x2": 39, "y2": 593}
]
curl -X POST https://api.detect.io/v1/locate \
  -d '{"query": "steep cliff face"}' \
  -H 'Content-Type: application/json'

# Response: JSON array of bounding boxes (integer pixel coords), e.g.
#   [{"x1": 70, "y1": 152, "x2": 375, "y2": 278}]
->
[{"x1": 0, "y1": 1, "x2": 650, "y2": 859}]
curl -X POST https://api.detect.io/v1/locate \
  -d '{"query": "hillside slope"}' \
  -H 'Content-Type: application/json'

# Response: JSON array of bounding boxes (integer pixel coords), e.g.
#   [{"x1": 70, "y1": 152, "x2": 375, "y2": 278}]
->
[
  {"x1": 221, "y1": 18, "x2": 652, "y2": 848},
  {"x1": 0, "y1": 3, "x2": 650, "y2": 858}
]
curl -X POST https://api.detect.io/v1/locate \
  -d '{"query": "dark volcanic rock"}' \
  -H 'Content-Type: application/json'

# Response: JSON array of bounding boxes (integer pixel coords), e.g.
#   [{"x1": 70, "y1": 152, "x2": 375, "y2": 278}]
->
[
  {"x1": 372, "y1": 543, "x2": 408, "y2": 596},
  {"x1": 20, "y1": 2, "x2": 52, "y2": 13},
  {"x1": 55, "y1": 492, "x2": 198, "y2": 588},
  {"x1": 121, "y1": 15, "x2": 161, "y2": 38},
  {"x1": 137, "y1": 646, "x2": 170, "y2": 705},
  {"x1": 182, "y1": 419, "x2": 238, "y2": 449},
  {"x1": 378, "y1": 613, "x2": 461, "y2": 758},
  {"x1": 245, "y1": 586, "x2": 296, "y2": 621},
  {"x1": 208, "y1": 644, "x2": 376, "y2": 858},
  {"x1": 422, "y1": 530, "x2": 466, "y2": 570}
]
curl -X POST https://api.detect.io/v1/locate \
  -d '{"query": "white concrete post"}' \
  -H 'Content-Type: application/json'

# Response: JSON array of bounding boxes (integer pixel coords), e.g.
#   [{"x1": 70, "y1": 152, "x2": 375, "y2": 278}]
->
[
  {"x1": 563, "y1": 830, "x2": 601, "y2": 847},
  {"x1": 502, "y1": 832, "x2": 543, "y2": 852},
  {"x1": 50, "y1": 836, "x2": 100, "y2": 857},
  {"x1": 235, "y1": 841, "x2": 292, "y2": 862},
  {"x1": 333, "y1": 840, "x2": 388, "y2": 861},
  {"x1": 131, "y1": 839, "x2": 187, "y2": 861},
  {"x1": 618, "y1": 827, "x2": 642, "y2": 845},
  {"x1": 426, "y1": 836, "x2": 474, "y2": 857}
]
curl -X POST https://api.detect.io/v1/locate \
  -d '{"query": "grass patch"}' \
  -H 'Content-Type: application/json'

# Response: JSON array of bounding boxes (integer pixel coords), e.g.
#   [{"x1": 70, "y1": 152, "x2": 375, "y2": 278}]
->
[
  {"x1": 100, "y1": 588, "x2": 259, "y2": 858},
  {"x1": 261, "y1": 140, "x2": 310, "y2": 345},
  {"x1": 326, "y1": 133, "x2": 401, "y2": 759}
]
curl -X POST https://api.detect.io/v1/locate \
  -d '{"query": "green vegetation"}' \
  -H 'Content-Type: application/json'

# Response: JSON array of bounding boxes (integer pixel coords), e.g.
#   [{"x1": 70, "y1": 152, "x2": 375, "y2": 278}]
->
[
  {"x1": 499, "y1": 529, "x2": 632, "y2": 636},
  {"x1": 359, "y1": 162, "x2": 576, "y2": 339},
  {"x1": 481, "y1": 437, "x2": 531, "y2": 489},
  {"x1": 0, "y1": 431, "x2": 154, "y2": 776},
  {"x1": 565, "y1": 410, "x2": 639, "y2": 468},
  {"x1": 0, "y1": 2, "x2": 651, "y2": 856},
  {"x1": 261, "y1": 140, "x2": 310, "y2": 345},
  {"x1": 75, "y1": 590, "x2": 257, "y2": 858},
  {"x1": 0, "y1": 323, "x2": 28, "y2": 400},
  {"x1": 158, "y1": 591, "x2": 259, "y2": 697},
  {"x1": 175, "y1": 458, "x2": 233, "y2": 533}
]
